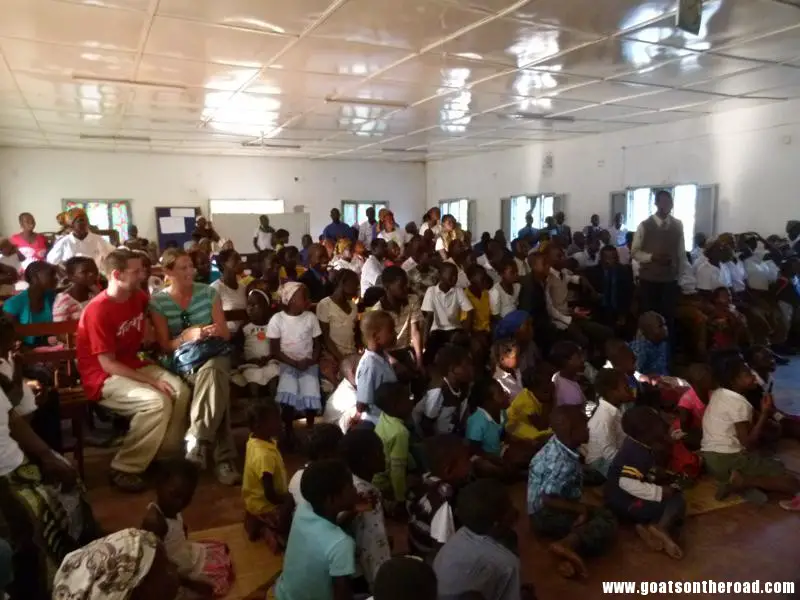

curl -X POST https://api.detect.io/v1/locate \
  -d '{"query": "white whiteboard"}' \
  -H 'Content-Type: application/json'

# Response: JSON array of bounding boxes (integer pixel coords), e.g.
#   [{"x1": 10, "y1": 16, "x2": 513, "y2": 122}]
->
[{"x1": 209, "y1": 212, "x2": 310, "y2": 254}]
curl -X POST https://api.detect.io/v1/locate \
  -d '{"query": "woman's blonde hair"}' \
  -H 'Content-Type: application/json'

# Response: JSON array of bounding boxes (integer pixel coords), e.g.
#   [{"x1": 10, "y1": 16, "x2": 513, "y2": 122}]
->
[{"x1": 160, "y1": 248, "x2": 189, "y2": 270}]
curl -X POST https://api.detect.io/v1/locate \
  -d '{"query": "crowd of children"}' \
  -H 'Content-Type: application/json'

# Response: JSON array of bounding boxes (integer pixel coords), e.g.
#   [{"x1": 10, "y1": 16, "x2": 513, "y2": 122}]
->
[{"x1": 2, "y1": 205, "x2": 800, "y2": 600}]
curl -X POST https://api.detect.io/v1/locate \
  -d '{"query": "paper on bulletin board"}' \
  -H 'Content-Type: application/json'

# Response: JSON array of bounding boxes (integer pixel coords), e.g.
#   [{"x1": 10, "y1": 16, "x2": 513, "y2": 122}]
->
[
  {"x1": 170, "y1": 208, "x2": 196, "y2": 218},
  {"x1": 159, "y1": 216, "x2": 186, "y2": 234}
]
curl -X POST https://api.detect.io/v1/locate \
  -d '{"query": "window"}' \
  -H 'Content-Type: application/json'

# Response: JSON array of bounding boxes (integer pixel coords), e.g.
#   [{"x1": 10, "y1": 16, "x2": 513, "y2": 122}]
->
[
  {"x1": 623, "y1": 185, "x2": 701, "y2": 249},
  {"x1": 439, "y1": 199, "x2": 472, "y2": 230},
  {"x1": 208, "y1": 199, "x2": 284, "y2": 215},
  {"x1": 341, "y1": 201, "x2": 387, "y2": 227},
  {"x1": 62, "y1": 199, "x2": 132, "y2": 242},
  {"x1": 509, "y1": 195, "x2": 554, "y2": 237}
]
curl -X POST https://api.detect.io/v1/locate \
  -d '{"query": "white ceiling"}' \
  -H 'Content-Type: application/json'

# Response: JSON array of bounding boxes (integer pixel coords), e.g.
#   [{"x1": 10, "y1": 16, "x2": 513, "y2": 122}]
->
[{"x1": 0, "y1": 0, "x2": 799, "y2": 161}]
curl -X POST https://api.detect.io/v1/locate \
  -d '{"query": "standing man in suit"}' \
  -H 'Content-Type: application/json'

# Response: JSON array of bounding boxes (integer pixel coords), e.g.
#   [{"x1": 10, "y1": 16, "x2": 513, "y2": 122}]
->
[{"x1": 631, "y1": 190, "x2": 685, "y2": 336}]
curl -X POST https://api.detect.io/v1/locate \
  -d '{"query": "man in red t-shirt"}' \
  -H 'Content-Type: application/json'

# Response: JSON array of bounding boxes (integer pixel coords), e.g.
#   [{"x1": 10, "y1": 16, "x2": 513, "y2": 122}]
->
[{"x1": 77, "y1": 249, "x2": 190, "y2": 492}]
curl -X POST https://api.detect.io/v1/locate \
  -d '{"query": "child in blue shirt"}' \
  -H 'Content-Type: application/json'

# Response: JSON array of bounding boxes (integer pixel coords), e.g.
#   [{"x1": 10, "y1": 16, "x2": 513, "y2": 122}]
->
[
  {"x1": 605, "y1": 406, "x2": 685, "y2": 561},
  {"x1": 528, "y1": 405, "x2": 617, "y2": 580},
  {"x1": 465, "y1": 378, "x2": 511, "y2": 479},
  {"x1": 355, "y1": 311, "x2": 398, "y2": 426},
  {"x1": 629, "y1": 311, "x2": 669, "y2": 378},
  {"x1": 275, "y1": 459, "x2": 359, "y2": 600}
]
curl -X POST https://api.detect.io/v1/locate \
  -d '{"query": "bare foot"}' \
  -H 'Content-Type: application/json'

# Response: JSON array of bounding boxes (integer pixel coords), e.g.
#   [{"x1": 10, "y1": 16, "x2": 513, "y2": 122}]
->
[
  {"x1": 635, "y1": 523, "x2": 664, "y2": 552},
  {"x1": 646, "y1": 525, "x2": 684, "y2": 560},
  {"x1": 728, "y1": 470, "x2": 745, "y2": 492},
  {"x1": 549, "y1": 542, "x2": 588, "y2": 579}
]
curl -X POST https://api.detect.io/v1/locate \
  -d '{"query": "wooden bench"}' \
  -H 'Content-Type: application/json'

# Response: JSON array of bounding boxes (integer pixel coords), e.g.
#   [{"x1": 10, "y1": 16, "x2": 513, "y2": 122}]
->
[{"x1": 13, "y1": 321, "x2": 87, "y2": 477}]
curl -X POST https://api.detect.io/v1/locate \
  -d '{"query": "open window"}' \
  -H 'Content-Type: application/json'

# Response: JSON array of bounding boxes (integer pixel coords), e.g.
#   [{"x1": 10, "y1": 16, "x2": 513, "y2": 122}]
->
[
  {"x1": 611, "y1": 185, "x2": 717, "y2": 248},
  {"x1": 63, "y1": 199, "x2": 132, "y2": 242},
  {"x1": 341, "y1": 201, "x2": 387, "y2": 227},
  {"x1": 502, "y1": 194, "x2": 565, "y2": 240},
  {"x1": 439, "y1": 198, "x2": 475, "y2": 232}
]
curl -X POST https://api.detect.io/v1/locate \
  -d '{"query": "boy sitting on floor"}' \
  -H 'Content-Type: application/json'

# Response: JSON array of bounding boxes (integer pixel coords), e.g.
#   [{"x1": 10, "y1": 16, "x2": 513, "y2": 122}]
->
[
  {"x1": 528, "y1": 405, "x2": 617, "y2": 579},
  {"x1": 373, "y1": 381, "x2": 415, "y2": 514},
  {"x1": 605, "y1": 406, "x2": 686, "y2": 561},
  {"x1": 583, "y1": 368, "x2": 632, "y2": 479}
]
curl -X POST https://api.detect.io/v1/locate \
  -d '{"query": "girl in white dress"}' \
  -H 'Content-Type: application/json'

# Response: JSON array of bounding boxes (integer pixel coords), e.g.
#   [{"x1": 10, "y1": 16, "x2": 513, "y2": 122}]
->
[{"x1": 239, "y1": 289, "x2": 280, "y2": 397}]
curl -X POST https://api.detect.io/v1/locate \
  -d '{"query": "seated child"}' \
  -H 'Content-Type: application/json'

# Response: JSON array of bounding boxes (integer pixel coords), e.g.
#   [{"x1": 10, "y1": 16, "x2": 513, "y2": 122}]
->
[
  {"x1": 406, "y1": 434, "x2": 472, "y2": 560},
  {"x1": 550, "y1": 341, "x2": 587, "y2": 406},
  {"x1": 242, "y1": 402, "x2": 291, "y2": 551},
  {"x1": 463, "y1": 264, "x2": 492, "y2": 357},
  {"x1": 288, "y1": 423, "x2": 344, "y2": 506},
  {"x1": 340, "y1": 429, "x2": 391, "y2": 590},
  {"x1": 506, "y1": 366, "x2": 554, "y2": 452},
  {"x1": 488, "y1": 257, "x2": 521, "y2": 320},
  {"x1": 605, "y1": 406, "x2": 685, "y2": 561},
  {"x1": 491, "y1": 338, "x2": 523, "y2": 399},
  {"x1": 412, "y1": 344, "x2": 473, "y2": 437},
  {"x1": 707, "y1": 286, "x2": 750, "y2": 352},
  {"x1": 373, "y1": 557, "x2": 438, "y2": 600},
  {"x1": 142, "y1": 459, "x2": 233, "y2": 598},
  {"x1": 434, "y1": 479, "x2": 533, "y2": 600},
  {"x1": 629, "y1": 311, "x2": 669, "y2": 378},
  {"x1": 373, "y1": 381, "x2": 414, "y2": 509},
  {"x1": 528, "y1": 405, "x2": 617, "y2": 579},
  {"x1": 701, "y1": 356, "x2": 800, "y2": 503},
  {"x1": 323, "y1": 354, "x2": 360, "y2": 433},
  {"x1": 356, "y1": 311, "x2": 398, "y2": 426},
  {"x1": 239, "y1": 289, "x2": 280, "y2": 398},
  {"x1": 274, "y1": 459, "x2": 358, "y2": 599},
  {"x1": 604, "y1": 338, "x2": 644, "y2": 408},
  {"x1": 583, "y1": 368, "x2": 632, "y2": 478},
  {"x1": 465, "y1": 378, "x2": 513, "y2": 476},
  {"x1": 267, "y1": 282, "x2": 322, "y2": 446},
  {"x1": 421, "y1": 262, "x2": 474, "y2": 365},
  {"x1": 673, "y1": 363, "x2": 716, "y2": 451},
  {"x1": 52, "y1": 256, "x2": 97, "y2": 322}
]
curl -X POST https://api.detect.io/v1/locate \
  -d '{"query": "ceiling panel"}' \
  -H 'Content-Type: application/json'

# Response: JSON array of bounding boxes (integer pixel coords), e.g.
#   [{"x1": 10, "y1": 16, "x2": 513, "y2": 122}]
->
[{"x1": 0, "y1": 0, "x2": 795, "y2": 158}]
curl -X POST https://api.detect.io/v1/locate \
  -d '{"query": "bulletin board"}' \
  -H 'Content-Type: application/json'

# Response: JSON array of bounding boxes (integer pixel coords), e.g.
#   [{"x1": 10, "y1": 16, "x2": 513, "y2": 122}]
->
[{"x1": 154, "y1": 206, "x2": 202, "y2": 251}]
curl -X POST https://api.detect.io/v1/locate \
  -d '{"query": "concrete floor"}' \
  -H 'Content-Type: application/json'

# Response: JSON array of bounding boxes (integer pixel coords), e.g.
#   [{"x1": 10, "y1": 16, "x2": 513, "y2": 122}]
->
[{"x1": 83, "y1": 364, "x2": 800, "y2": 600}]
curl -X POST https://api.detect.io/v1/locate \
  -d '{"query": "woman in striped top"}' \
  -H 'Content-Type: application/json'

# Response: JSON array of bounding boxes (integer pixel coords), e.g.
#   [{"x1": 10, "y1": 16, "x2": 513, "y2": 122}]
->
[{"x1": 149, "y1": 249, "x2": 241, "y2": 486}]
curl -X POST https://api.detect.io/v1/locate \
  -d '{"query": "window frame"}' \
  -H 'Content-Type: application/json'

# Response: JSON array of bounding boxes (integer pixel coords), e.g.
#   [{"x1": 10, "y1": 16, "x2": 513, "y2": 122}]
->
[
  {"x1": 340, "y1": 201, "x2": 388, "y2": 227},
  {"x1": 502, "y1": 193, "x2": 562, "y2": 241},
  {"x1": 61, "y1": 199, "x2": 133, "y2": 242},
  {"x1": 438, "y1": 198, "x2": 474, "y2": 232}
]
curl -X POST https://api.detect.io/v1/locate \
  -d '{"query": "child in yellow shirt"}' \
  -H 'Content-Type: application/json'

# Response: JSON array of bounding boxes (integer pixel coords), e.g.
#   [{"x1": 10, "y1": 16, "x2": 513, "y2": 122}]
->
[
  {"x1": 243, "y1": 401, "x2": 291, "y2": 552},
  {"x1": 506, "y1": 366, "x2": 554, "y2": 454}
]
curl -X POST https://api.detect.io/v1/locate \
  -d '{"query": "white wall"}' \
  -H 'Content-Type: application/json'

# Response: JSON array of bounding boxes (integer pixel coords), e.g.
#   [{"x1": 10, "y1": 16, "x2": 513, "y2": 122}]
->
[
  {"x1": 0, "y1": 149, "x2": 426, "y2": 245},
  {"x1": 427, "y1": 98, "x2": 800, "y2": 236}
]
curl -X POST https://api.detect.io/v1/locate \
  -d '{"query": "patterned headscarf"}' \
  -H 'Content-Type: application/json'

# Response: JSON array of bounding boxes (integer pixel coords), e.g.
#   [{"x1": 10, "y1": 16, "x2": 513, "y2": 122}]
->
[
  {"x1": 65, "y1": 207, "x2": 88, "y2": 227},
  {"x1": 52, "y1": 529, "x2": 158, "y2": 600},
  {"x1": 279, "y1": 281, "x2": 303, "y2": 306}
]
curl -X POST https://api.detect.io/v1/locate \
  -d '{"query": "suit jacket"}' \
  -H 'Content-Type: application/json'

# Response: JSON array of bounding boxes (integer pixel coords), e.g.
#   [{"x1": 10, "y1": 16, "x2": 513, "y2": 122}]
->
[{"x1": 586, "y1": 264, "x2": 634, "y2": 317}]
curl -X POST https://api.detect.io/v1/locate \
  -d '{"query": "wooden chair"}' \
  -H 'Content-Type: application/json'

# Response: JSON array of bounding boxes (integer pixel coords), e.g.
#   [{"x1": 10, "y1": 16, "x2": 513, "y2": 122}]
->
[{"x1": 13, "y1": 321, "x2": 88, "y2": 477}]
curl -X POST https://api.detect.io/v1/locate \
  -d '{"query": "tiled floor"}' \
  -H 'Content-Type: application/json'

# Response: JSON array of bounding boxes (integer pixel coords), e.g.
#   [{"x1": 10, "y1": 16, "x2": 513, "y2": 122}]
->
[{"x1": 83, "y1": 365, "x2": 800, "y2": 600}]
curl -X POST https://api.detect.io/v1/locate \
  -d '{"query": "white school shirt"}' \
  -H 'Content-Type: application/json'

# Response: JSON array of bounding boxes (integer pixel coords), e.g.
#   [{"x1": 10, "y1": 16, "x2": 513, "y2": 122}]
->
[
  {"x1": 476, "y1": 255, "x2": 500, "y2": 284},
  {"x1": 583, "y1": 398, "x2": 624, "y2": 465},
  {"x1": 360, "y1": 255, "x2": 385, "y2": 296},
  {"x1": 210, "y1": 280, "x2": 247, "y2": 332},
  {"x1": 411, "y1": 387, "x2": 464, "y2": 436},
  {"x1": 723, "y1": 261, "x2": 747, "y2": 294},
  {"x1": 694, "y1": 257, "x2": 731, "y2": 291},
  {"x1": 572, "y1": 251, "x2": 599, "y2": 269},
  {"x1": 253, "y1": 228, "x2": 271, "y2": 252},
  {"x1": 242, "y1": 323, "x2": 271, "y2": 361},
  {"x1": 265, "y1": 311, "x2": 322, "y2": 361},
  {"x1": 378, "y1": 229, "x2": 404, "y2": 251},
  {"x1": 514, "y1": 257, "x2": 530, "y2": 278},
  {"x1": 701, "y1": 388, "x2": 753, "y2": 454},
  {"x1": 0, "y1": 390, "x2": 24, "y2": 476},
  {"x1": 323, "y1": 379, "x2": 358, "y2": 433},
  {"x1": 419, "y1": 222, "x2": 442, "y2": 237},
  {"x1": 421, "y1": 285, "x2": 472, "y2": 331},
  {"x1": 488, "y1": 282, "x2": 520, "y2": 318},
  {"x1": 607, "y1": 226, "x2": 627, "y2": 247},
  {"x1": 46, "y1": 232, "x2": 115, "y2": 270},
  {"x1": 0, "y1": 357, "x2": 37, "y2": 417}
]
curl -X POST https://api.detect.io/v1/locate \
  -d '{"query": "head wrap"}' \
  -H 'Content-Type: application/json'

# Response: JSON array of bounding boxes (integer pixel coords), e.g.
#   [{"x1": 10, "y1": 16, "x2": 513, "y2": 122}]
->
[
  {"x1": 248, "y1": 288, "x2": 271, "y2": 305},
  {"x1": 279, "y1": 281, "x2": 303, "y2": 306},
  {"x1": 52, "y1": 529, "x2": 158, "y2": 600},
  {"x1": 65, "y1": 207, "x2": 88, "y2": 227},
  {"x1": 335, "y1": 238, "x2": 351, "y2": 255},
  {"x1": 493, "y1": 310, "x2": 531, "y2": 341}
]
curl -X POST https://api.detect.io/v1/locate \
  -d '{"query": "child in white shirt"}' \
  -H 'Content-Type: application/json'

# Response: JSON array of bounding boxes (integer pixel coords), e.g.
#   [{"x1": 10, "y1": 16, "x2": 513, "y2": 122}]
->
[
  {"x1": 583, "y1": 369, "x2": 633, "y2": 477},
  {"x1": 323, "y1": 355, "x2": 361, "y2": 433},
  {"x1": 421, "y1": 262, "x2": 473, "y2": 366},
  {"x1": 267, "y1": 282, "x2": 322, "y2": 446},
  {"x1": 238, "y1": 290, "x2": 280, "y2": 397}
]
